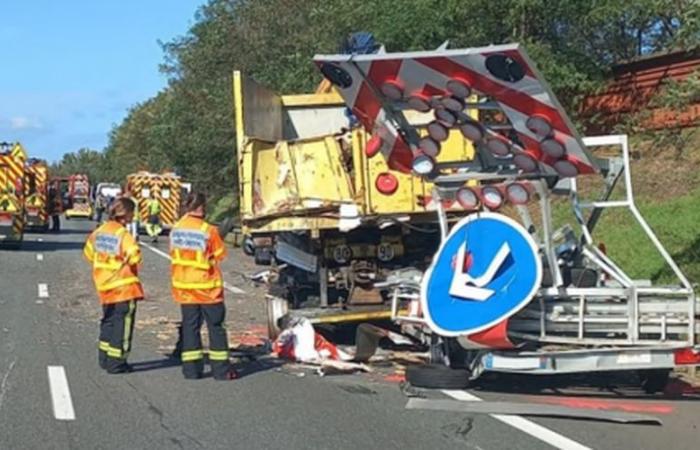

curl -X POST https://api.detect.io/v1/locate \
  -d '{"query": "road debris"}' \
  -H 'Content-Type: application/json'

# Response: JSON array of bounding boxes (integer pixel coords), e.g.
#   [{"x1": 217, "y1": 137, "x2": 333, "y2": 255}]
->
[
  {"x1": 318, "y1": 360, "x2": 372, "y2": 377},
  {"x1": 273, "y1": 317, "x2": 352, "y2": 363},
  {"x1": 405, "y1": 398, "x2": 663, "y2": 425}
]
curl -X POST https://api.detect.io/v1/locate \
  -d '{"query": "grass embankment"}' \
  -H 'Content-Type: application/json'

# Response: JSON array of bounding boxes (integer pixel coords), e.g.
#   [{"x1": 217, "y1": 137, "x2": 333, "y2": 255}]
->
[
  {"x1": 555, "y1": 134, "x2": 700, "y2": 286},
  {"x1": 589, "y1": 189, "x2": 700, "y2": 285}
]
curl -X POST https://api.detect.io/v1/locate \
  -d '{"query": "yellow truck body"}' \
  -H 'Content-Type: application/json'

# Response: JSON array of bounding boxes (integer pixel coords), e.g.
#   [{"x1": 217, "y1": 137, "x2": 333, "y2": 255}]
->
[
  {"x1": 126, "y1": 171, "x2": 184, "y2": 231},
  {"x1": 0, "y1": 143, "x2": 27, "y2": 246},
  {"x1": 233, "y1": 72, "x2": 477, "y2": 318},
  {"x1": 234, "y1": 72, "x2": 475, "y2": 233}
]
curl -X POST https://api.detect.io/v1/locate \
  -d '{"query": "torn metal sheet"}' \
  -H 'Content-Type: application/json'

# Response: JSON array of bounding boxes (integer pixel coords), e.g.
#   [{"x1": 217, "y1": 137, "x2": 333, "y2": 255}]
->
[
  {"x1": 275, "y1": 239, "x2": 317, "y2": 272},
  {"x1": 405, "y1": 398, "x2": 662, "y2": 425}
]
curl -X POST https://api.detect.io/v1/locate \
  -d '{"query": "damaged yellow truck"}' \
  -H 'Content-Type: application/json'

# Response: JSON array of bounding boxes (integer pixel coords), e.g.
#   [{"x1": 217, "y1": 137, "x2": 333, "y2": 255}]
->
[{"x1": 233, "y1": 72, "x2": 477, "y2": 332}]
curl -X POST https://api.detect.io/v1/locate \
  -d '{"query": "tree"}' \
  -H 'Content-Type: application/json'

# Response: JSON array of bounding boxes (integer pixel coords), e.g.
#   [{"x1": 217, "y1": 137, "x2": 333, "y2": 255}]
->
[{"x1": 59, "y1": 0, "x2": 700, "y2": 215}]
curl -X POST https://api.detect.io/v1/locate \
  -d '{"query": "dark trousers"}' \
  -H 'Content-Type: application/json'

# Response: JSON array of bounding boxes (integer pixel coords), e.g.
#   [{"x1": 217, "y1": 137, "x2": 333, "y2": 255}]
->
[
  {"x1": 51, "y1": 214, "x2": 60, "y2": 231},
  {"x1": 180, "y1": 303, "x2": 231, "y2": 380},
  {"x1": 98, "y1": 300, "x2": 137, "y2": 373}
]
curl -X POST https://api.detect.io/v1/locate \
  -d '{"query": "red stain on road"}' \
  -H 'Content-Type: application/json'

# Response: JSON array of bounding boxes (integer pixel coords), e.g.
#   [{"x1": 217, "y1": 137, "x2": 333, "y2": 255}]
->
[
  {"x1": 384, "y1": 373, "x2": 406, "y2": 383},
  {"x1": 230, "y1": 325, "x2": 268, "y2": 347},
  {"x1": 531, "y1": 397, "x2": 675, "y2": 414}
]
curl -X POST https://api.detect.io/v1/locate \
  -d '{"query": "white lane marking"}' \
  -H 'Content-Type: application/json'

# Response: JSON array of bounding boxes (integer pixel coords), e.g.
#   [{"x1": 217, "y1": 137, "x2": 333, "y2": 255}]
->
[
  {"x1": 141, "y1": 241, "x2": 170, "y2": 259},
  {"x1": 443, "y1": 390, "x2": 591, "y2": 450},
  {"x1": 37, "y1": 254, "x2": 44, "y2": 261},
  {"x1": 140, "y1": 241, "x2": 246, "y2": 294},
  {"x1": 38, "y1": 284, "x2": 49, "y2": 298},
  {"x1": 47, "y1": 366, "x2": 76, "y2": 420},
  {"x1": 223, "y1": 281, "x2": 245, "y2": 295},
  {"x1": 37, "y1": 238, "x2": 43, "y2": 242}
]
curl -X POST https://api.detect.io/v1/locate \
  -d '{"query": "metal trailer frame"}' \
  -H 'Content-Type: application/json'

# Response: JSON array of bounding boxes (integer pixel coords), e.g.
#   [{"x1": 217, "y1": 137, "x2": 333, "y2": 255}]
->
[{"x1": 390, "y1": 134, "x2": 700, "y2": 377}]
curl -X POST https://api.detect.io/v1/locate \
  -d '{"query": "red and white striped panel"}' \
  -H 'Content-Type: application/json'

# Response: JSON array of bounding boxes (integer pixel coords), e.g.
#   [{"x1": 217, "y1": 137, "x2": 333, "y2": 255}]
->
[{"x1": 314, "y1": 43, "x2": 599, "y2": 176}]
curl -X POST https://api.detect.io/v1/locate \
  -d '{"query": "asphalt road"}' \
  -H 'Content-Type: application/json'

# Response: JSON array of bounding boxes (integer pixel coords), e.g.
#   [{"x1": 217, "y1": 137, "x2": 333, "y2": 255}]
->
[{"x1": 0, "y1": 219, "x2": 698, "y2": 450}]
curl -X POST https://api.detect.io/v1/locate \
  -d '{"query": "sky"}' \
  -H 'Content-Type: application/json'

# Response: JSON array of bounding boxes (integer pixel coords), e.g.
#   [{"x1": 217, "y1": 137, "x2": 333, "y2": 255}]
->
[{"x1": 0, "y1": 0, "x2": 206, "y2": 162}]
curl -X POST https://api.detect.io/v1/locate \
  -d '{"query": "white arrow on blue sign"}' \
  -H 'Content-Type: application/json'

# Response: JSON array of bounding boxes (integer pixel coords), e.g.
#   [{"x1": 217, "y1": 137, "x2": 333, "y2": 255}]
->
[{"x1": 420, "y1": 212, "x2": 542, "y2": 336}]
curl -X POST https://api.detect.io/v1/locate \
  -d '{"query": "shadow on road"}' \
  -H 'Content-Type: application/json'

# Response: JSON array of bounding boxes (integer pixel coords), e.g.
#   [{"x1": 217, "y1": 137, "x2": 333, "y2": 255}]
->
[
  {"x1": 130, "y1": 357, "x2": 181, "y2": 373},
  {"x1": 233, "y1": 357, "x2": 285, "y2": 379},
  {"x1": 13, "y1": 239, "x2": 86, "y2": 252}
]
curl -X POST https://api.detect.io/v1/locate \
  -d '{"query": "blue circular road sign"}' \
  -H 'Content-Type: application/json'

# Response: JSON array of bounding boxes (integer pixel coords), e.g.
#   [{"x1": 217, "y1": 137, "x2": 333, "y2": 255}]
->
[{"x1": 421, "y1": 212, "x2": 542, "y2": 336}]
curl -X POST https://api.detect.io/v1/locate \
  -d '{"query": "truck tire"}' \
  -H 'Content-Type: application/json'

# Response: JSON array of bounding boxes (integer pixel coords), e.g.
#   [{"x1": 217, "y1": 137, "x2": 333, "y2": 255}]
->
[
  {"x1": 254, "y1": 247, "x2": 273, "y2": 266},
  {"x1": 405, "y1": 364, "x2": 470, "y2": 389},
  {"x1": 243, "y1": 236, "x2": 255, "y2": 256},
  {"x1": 218, "y1": 217, "x2": 235, "y2": 238}
]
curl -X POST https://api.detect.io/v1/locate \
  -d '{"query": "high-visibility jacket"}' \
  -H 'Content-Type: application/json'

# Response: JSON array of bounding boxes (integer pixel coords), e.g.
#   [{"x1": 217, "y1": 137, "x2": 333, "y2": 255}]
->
[
  {"x1": 169, "y1": 213, "x2": 227, "y2": 304},
  {"x1": 83, "y1": 221, "x2": 144, "y2": 304},
  {"x1": 148, "y1": 198, "x2": 161, "y2": 215}
]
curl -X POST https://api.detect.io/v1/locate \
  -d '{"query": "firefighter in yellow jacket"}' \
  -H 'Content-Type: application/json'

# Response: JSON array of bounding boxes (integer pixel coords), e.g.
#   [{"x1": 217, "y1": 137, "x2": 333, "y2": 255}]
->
[
  {"x1": 83, "y1": 198, "x2": 144, "y2": 374},
  {"x1": 170, "y1": 192, "x2": 236, "y2": 380}
]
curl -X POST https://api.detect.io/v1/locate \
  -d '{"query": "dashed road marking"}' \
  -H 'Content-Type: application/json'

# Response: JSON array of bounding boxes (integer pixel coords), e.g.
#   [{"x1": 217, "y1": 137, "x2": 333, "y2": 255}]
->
[
  {"x1": 37, "y1": 254, "x2": 44, "y2": 261},
  {"x1": 38, "y1": 284, "x2": 49, "y2": 298},
  {"x1": 140, "y1": 241, "x2": 246, "y2": 294},
  {"x1": 47, "y1": 366, "x2": 75, "y2": 421},
  {"x1": 442, "y1": 390, "x2": 591, "y2": 450}
]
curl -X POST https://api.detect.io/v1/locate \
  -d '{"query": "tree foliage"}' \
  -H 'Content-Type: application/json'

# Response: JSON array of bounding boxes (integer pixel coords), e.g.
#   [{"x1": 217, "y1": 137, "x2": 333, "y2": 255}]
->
[{"x1": 55, "y1": 0, "x2": 700, "y2": 211}]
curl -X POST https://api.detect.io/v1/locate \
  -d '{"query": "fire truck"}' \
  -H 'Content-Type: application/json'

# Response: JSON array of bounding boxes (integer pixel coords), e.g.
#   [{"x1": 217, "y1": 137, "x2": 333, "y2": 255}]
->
[
  {"x1": 126, "y1": 171, "x2": 185, "y2": 233},
  {"x1": 64, "y1": 174, "x2": 92, "y2": 219},
  {"x1": 24, "y1": 158, "x2": 50, "y2": 231},
  {"x1": 0, "y1": 142, "x2": 27, "y2": 247}
]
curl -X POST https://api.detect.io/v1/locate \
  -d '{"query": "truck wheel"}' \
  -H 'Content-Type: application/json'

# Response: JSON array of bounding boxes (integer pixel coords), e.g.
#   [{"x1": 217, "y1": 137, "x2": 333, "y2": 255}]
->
[
  {"x1": 406, "y1": 364, "x2": 470, "y2": 389},
  {"x1": 218, "y1": 217, "x2": 235, "y2": 238},
  {"x1": 639, "y1": 369, "x2": 671, "y2": 394},
  {"x1": 254, "y1": 247, "x2": 273, "y2": 266},
  {"x1": 266, "y1": 295, "x2": 289, "y2": 340},
  {"x1": 243, "y1": 236, "x2": 255, "y2": 256},
  {"x1": 429, "y1": 335, "x2": 448, "y2": 365}
]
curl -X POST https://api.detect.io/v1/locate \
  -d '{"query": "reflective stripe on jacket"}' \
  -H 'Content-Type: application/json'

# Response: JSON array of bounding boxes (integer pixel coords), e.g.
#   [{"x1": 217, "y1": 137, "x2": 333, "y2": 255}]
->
[
  {"x1": 169, "y1": 214, "x2": 227, "y2": 304},
  {"x1": 84, "y1": 221, "x2": 144, "y2": 304}
]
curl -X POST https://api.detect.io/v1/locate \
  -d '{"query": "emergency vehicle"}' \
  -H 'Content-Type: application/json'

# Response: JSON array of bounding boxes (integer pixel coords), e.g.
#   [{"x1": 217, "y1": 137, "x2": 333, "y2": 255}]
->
[
  {"x1": 126, "y1": 171, "x2": 185, "y2": 232},
  {"x1": 64, "y1": 174, "x2": 92, "y2": 219},
  {"x1": 0, "y1": 142, "x2": 27, "y2": 247},
  {"x1": 24, "y1": 158, "x2": 50, "y2": 231}
]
